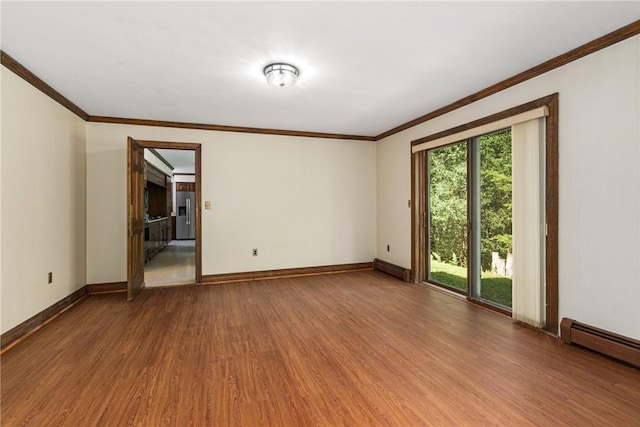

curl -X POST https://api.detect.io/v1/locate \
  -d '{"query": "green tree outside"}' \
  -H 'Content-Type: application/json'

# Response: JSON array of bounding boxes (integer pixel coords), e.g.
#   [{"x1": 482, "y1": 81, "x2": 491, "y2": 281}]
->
[{"x1": 428, "y1": 129, "x2": 512, "y2": 300}]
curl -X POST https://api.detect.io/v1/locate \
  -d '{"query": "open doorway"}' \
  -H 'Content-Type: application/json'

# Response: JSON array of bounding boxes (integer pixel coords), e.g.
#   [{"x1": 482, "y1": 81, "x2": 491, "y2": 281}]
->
[
  {"x1": 127, "y1": 138, "x2": 202, "y2": 299},
  {"x1": 144, "y1": 148, "x2": 196, "y2": 287}
]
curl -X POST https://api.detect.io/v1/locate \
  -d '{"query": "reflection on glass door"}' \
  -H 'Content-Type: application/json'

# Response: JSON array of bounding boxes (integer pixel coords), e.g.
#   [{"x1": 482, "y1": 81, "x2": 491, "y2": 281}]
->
[
  {"x1": 426, "y1": 130, "x2": 514, "y2": 310},
  {"x1": 477, "y1": 129, "x2": 513, "y2": 309},
  {"x1": 427, "y1": 142, "x2": 468, "y2": 293}
]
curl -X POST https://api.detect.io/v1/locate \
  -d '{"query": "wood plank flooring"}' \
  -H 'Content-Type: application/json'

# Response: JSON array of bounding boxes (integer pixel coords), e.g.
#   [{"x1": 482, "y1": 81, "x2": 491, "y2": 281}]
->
[{"x1": 2, "y1": 271, "x2": 639, "y2": 426}]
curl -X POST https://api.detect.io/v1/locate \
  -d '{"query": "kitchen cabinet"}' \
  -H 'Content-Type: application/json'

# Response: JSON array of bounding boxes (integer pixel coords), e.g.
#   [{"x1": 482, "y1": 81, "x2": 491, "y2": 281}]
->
[
  {"x1": 144, "y1": 162, "x2": 172, "y2": 263},
  {"x1": 146, "y1": 162, "x2": 166, "y2": 187},
  {"x1": 145, "y1": 218, "x2": 170, "y2": 262}
]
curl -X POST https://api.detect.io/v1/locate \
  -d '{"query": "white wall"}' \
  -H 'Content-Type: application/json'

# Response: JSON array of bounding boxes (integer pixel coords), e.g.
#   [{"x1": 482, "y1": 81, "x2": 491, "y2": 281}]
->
[
  {"x1": 1, "y1": 66, "x2": 87, "y2": 334},
  {"x1": 87, "y1": 124, "x2": 376, "y2": 283},
  {"x1": 376, "y1": 36, "x2": 640, "y2": 339}
]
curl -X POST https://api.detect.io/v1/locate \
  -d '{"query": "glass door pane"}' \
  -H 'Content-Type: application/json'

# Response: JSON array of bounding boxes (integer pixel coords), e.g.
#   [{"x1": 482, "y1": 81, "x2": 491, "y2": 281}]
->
[
  {"x1": 478, "y1": 129, "x2": 513, "y2": 309},
  {"x1": 427, "y1": 142, "x2": 468, "y2": 293}
]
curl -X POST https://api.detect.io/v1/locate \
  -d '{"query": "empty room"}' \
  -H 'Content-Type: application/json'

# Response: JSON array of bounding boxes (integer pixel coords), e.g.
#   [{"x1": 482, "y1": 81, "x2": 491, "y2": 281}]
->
[{"x1": 1, "y1": 1, "x2": 640, "y2": 425}]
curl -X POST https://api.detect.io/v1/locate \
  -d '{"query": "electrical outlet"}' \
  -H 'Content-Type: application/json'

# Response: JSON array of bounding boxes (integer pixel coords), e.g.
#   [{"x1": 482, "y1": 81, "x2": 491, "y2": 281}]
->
[
  {"x1": 387, "y1": 245, "x2": 390, "y2": 252},
  {"x1": 48, "y1": 272, "x2": 53, "y2": 284},
  {"x1": 204, "y1": 200, "x2": 211, "y2": 210},
  {"x1": 252, "y1": 248, "x2": 258, "y2": 256}
]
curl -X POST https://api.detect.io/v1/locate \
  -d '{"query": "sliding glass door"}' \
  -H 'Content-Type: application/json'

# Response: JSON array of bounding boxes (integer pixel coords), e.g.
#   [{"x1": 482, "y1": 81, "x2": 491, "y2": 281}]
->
[
  {"x1": 427, "y1": 129, "x2": 514, "y2": 311},
  {"x1": 427, "y1": 142, "x2": 468, "y2": 293},
  {"x1": 412, "y1": 96, "x2": 556, "y2": 330},
  {"x1": 473, "y1": 129, "x2": 513, "y2": 309}
]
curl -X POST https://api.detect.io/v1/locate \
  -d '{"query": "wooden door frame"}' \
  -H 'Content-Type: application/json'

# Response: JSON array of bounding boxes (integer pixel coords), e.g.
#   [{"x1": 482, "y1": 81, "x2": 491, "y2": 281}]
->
[{"x1": 127, "y1": 139, "x2": 203, "y2": 287}]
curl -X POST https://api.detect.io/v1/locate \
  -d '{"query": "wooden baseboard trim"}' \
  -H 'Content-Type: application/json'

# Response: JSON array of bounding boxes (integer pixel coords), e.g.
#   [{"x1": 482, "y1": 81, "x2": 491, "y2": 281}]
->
[
  {"x1": 373, "y1": 258, "x2": 411, "y2": 282},
  {"x1": 202, "y1": 262, "x2": 373, "y2": 285},
  {"x1": 86, "y1": 281, "x2": 127, "y2": 294},
  {"x1": 561, "y1": 318, "x2": 640, "y2": 368},
  {"x1": 1, "y1": 286, "x2": 87, "y2": 351}
]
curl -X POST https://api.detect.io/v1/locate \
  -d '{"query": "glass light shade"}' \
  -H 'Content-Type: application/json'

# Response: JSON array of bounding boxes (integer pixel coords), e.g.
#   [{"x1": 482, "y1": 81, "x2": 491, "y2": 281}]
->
[{"x1": 263, "y1": 63, "x2": 299, "y2": 88}]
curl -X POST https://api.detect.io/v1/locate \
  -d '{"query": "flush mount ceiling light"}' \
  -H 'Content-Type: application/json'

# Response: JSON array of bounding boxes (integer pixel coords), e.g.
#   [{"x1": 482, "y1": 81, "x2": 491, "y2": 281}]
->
[{"x1": 263, "y1": 63, "x2": 300, "y2": 88}]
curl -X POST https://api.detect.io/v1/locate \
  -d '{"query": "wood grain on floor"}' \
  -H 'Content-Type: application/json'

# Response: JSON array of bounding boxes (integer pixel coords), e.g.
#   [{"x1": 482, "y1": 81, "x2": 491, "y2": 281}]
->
[{"x1": 1, "y1": 271, "x2": 639, "y2": 426}]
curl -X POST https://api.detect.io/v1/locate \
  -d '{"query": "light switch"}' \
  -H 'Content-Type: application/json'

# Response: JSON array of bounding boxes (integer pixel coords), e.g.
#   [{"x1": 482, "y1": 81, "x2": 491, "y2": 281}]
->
[{"x1": 204, "y1": 200, "x2": 212, "y2": 210}]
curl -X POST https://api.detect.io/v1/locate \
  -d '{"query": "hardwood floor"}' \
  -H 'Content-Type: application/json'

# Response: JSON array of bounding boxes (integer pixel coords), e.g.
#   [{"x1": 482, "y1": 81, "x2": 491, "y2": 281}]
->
[
  {"x1": 2, "y1": 271, "x2": 639, "y2": 426},
  {"x1": 144, "y1": 239, "x2": 195, "y2": 287}
]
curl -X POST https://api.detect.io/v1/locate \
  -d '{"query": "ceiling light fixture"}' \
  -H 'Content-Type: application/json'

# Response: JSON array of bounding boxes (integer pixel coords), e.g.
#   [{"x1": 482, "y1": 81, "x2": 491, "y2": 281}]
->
[{"x1": 263, "y1": 63, "x2": 300, "y2": 88}]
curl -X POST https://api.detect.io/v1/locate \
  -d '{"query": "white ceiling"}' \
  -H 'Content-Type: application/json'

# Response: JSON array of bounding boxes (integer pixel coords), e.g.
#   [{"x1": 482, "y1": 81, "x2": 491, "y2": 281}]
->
[
  {"x1": 2, "y1": 2, "x2": 639, "y2": 137},
  {"x1": 154, "y1": 148, "x2": 195, "y2": 174}
]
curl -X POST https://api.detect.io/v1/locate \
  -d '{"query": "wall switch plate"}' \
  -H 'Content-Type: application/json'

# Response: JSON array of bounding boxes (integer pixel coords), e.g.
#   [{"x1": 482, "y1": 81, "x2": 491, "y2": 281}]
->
[
  {"x1": 204, "y1": 201, "x2": 211, "y2": 210},
  {"x1": 48, "y1": 272, "x2": 53, "y2": 284},
  {"x1": 252, "y1": 249, "x2": 258, "y2": 256}
]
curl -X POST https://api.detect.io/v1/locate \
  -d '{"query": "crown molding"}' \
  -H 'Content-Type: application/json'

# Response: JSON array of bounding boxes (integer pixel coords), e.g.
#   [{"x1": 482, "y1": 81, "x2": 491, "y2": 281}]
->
[
  {"x1": 3, "y1": 19, "x2": 639, "y2": 141},
  {"x1": 1, "y1": 50, "x2": 89, "y2": 120},
  {"x1": 86, "y1": 116, "x2": 375, "y2": 141},
  {"x1": 375, "y1": 19, "x2": 640, "y2": 141}
]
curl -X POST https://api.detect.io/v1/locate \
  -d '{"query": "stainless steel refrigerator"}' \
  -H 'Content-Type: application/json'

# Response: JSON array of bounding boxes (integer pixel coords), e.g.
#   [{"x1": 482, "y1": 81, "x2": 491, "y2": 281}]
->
[{"x1": 176, "y1": 191, "x2": 195, "y2": 239}]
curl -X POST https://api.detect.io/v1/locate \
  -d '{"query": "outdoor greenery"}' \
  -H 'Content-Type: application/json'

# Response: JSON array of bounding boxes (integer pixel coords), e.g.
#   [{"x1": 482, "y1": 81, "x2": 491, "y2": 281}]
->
[
  {"x1": 428, "y1": 142, "x2": 468, "y2": 268},
  {"x1": 428, "y1": 129, "x2": 513, "y2": 306},
  {"x1": 428, "y1": 129, "x2": 512, "y2": 271},
  {"x1": 479, "y1": 130, "x2": 513, "y2": 271},
  {"x1": 430, "y1": 260, "x2": 512, "y2": 308}
]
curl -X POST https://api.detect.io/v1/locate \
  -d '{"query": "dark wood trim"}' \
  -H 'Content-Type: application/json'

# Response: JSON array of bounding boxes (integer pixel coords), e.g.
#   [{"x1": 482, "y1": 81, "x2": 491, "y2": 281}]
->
[
  {"x1": 561, "y1": 318, "x2": 640, "y2": 368},
  {"x1": 410, "y1": 94, "x2": 559, "y2": 334},
  {"x1": 148, "y1": 148, "x2": 174, "y2": 170},
  {"x1": 2, "y1": 48, "x2": 370, "y2": 141},
  {"x1": 173, "y1": 172, "x2": 196, "y2": 176},
  {"x1": 89, "y1": 116, "x2": 375, "y2": 141},
  {"x1": 411, "y1": 94, "x2": 558, "y2": 146},
  {"x1": 373, "y1": 258, "x2": 411, "y2": 282},
  {"x1": 86, "y1": 281, "x2": 127, "y2": 295},
  {"x1": 545, "y1": 94, "x2": 560, "y2": 335},
  {"x1": 131, "y1": 140, "x2": 203, "y2": 285},
  {"x1": 4, "y1": 21, "x2": 638, "y2": 142},
  {"x1": 195, "y1": 144, "x2": 202, "y2": 285},
  {"x1": 1, "y1": 286, "x2": 87, "y2": 350},
  {"x1": 376, "y1": 20, "x2": 640, "y2": 140},
  {"x1": 410, "y1": 152, "x2": 416, "y2": 282},
  {"x1": 410, "y1": 151, "x2": 427, "y2": 283},
  {"x1": 202, "y1": 262, "x2": 373, "y2": 285},
  {"x1": 1, "y1": 50, "x2": 89, "y2": 120}
]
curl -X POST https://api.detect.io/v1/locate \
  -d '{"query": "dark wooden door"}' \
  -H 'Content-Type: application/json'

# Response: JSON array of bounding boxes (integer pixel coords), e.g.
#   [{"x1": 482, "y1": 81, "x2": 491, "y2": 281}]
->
[{"x1": 127, "y1": 137, "x2": 145, "y2": 300}]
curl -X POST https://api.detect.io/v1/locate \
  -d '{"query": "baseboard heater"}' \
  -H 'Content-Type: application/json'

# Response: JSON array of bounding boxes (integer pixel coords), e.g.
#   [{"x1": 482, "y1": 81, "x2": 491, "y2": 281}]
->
[
  {"x1": 373, "y1": 258, "x2": 411, "y2": 282},
  {"x1": 560, "y1": 318, "x2": 640, "y2": 368}
]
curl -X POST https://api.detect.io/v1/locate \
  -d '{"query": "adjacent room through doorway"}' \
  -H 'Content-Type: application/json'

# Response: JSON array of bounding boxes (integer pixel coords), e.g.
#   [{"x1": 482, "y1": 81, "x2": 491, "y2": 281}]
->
[{"x1": 140, "y1": 146, "x2": 198, "y2": 288}]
